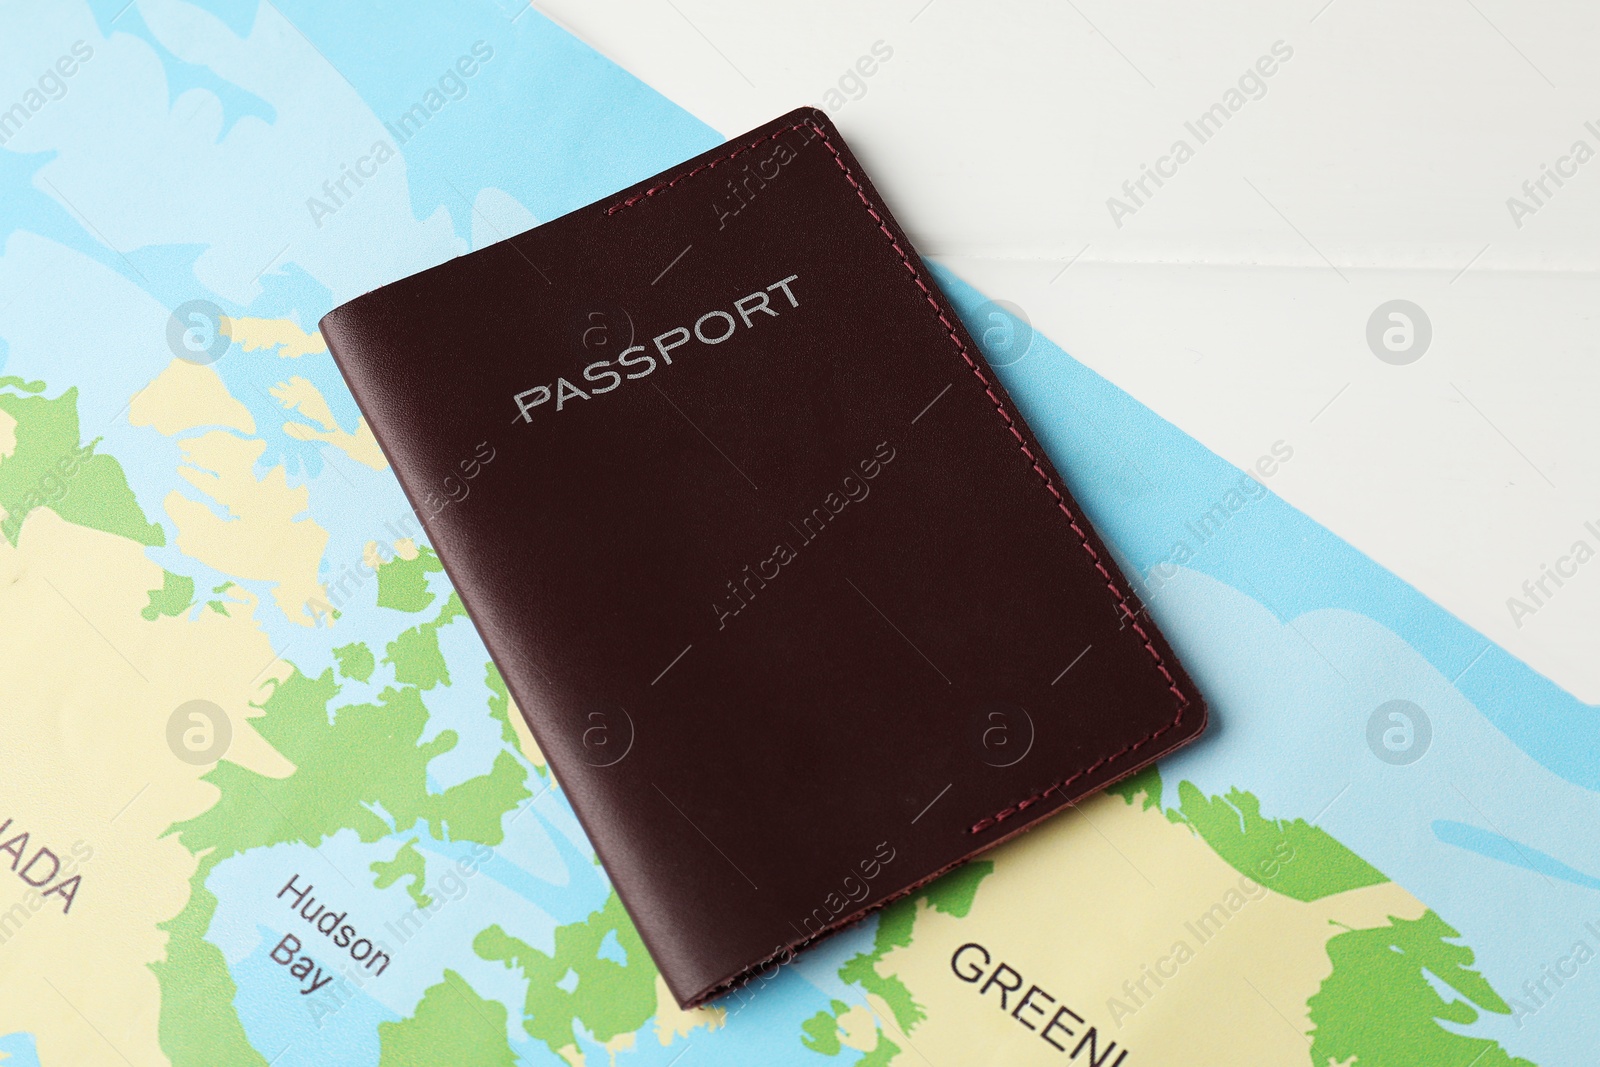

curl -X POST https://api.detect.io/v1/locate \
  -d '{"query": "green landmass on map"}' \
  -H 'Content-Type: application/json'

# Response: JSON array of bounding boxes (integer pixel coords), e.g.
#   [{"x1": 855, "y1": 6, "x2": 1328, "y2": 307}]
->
[
  {"x1": 1111, "y1": 766, "x2": 1536, "y2": 1067},
  {"x1": 142, "y1": 570, "x2": 194, "y2": 620},
  {"x1": 1310, "y1": 909, "x2": 1535, "y2": 1066},
  {"x1": 855, "y1": 1034, "x2": 901, "y2": 1066},
  {"x1": 377, "y1": 969, "x2": 516, "y2": 1067},
  {"x1": 333, "y1": 641, "x2": 375, "y2": 682},
  {"x1": 801, "y1": 999, "x2": 853, "y2": 1055},
  {"x1": 838, "y1": 861, "x2": 994, "y2": 1039},
  {"x1": 0, "y1": 381, "x2": 164, "y2": 546},
  {"x1": 11, "y1": 333, "x2": 1523, "y2": 1067},
  {"x1": 207, "y1": 580, "x2": 236, "y2": 617},
  {"x1": 375, "y1": 546, "x2": 443, "y2": 612},
  {"x1": 170, "y1": 667, "x2": 527, "y2": 857},
  {"x1": 801, "y1": 997, "x2": 899, "y2": 1067},
  {"x1": 484, "y1": 663, "x2": 522, "y2": 748},
  {"x1": 1173, "y1": 781, "x2": 1388, "y2": 901},
  {"x1": 474, "y1": 888, "x2": 657, "y2": 1053},
  {"x1": 154, "y1": 576, "x2": 532, "y2": 1067},
  {"x1": 371, "y1": 838, "x2": 432, "y2": 909},
  {"x1": 384, "y1": 591, "x2": 464, "y2": 690},
  {"x1": 1111, "y1": 766, "x2": 1388, "y2": 901},
  {"x1": 798, "y1": 860, "x2": 996, "y2": 1065}
]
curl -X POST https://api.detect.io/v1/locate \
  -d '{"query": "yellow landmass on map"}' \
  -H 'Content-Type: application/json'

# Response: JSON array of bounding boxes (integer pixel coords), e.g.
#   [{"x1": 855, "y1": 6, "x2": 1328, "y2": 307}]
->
[
  {"x1": 836, "y1": 1003, "x2": 879, "y2": 1052},
  {"x1": 128, "y1": 359, "x2": 255, "y2": 436},
  {"x1": 873, "y1": 791, "x2": 1425, "y2": 1066},
  {"x1": 504, "y1": 685, "x2": 547, "y2": 775},
  {"x1": 165, "y1": 430, "x2": 329, "y2": 627},
  {"x1": 271, "y1": 375, "x2": 387, "y2": 472},
  {"x1": 553, "y1": 1029, "x2": 641, "y2": 1067},
  {"x1": 228, "y1": 316, "x2": 326, "y2": 359},
  {"x1": 652, "y1": 974, "x2": 725, "y2": 1045},
  {"x1": 0, "y1": 507, "x2": 291, "y2": 1067}
]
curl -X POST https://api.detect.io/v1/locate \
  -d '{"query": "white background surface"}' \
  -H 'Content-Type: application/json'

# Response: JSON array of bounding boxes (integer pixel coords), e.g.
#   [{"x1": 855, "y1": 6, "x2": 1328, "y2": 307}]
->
[{"x1": 540, "y1": 0, "x2": 1600, "y2": 701}]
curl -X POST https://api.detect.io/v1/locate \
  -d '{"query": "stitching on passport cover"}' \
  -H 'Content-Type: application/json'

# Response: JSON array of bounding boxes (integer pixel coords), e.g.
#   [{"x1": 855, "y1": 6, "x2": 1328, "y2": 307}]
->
[
  {"x1": 605, "y1": 123, "x2": 808, "y2": 214},
  {"x1": 606, "y1": 117, "x2": 1192, "y2": 841}
]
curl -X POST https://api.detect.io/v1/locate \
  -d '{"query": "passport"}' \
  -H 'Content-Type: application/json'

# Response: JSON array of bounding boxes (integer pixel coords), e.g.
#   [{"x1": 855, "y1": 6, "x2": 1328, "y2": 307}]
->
[{"x1": 319, "y1": 107, "x2": 1208, "y2": 1007}]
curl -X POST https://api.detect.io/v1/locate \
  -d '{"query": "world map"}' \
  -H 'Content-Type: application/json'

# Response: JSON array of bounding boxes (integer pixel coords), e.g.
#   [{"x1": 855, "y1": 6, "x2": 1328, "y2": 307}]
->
[{"x1": 1, "y1": 2, "x2": 1594, "y2": 1064}]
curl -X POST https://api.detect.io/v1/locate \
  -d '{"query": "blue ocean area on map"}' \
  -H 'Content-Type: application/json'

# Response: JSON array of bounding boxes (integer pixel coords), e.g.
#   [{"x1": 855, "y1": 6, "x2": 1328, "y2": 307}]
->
[{"x1": 0, "y1": 0, "x2": 1596, "y2": 1063}]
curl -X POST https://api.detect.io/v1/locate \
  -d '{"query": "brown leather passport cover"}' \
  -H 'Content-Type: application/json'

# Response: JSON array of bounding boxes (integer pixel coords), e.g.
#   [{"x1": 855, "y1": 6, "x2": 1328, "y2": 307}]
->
[{"x1": 319, "y1": 106, "x2": 1207, "y2": 1008}]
